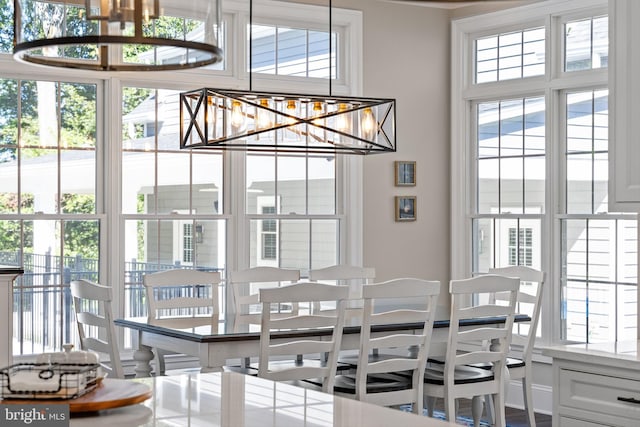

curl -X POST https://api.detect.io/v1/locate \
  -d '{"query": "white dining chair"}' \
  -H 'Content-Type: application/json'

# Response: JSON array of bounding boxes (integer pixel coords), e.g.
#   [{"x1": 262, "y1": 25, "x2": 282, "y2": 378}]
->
[
  {"x1": 330, "y1": 278, "x2": 441, "y2": 414},
  {"x1": 423, "y1": 274, "x2": 519, "y2": 427},
  {"x1": 225, "y1": 266, "x2": 301, "y2": 373},
  {"x1": 70, "y1": 279, "x2": 124, "y2": 379},
  {"x1": 309, "y1": 264, "x2": 375, "y2": 319},
  {"x1": 482, "y1": 266, "x2": 546, "y2": 427},
  {"x1": 228, "y1": 266, "x2": 301, "y2": 332},
  {"x1": 308, "y1": 264, "x2": 375, "y2": 285},
  {"x1": 143, "y1": 268, "x2": 221, "y2": 375},
  {"x1": 257, "y1": 281, "x2": 349, "y2": 393}
]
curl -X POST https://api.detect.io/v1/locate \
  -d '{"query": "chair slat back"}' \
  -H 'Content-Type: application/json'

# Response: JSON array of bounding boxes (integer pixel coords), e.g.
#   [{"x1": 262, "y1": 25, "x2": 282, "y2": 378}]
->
[
  {"x1": 446, "y1": 274, "x2": 519, "y2": 384},
  {"x1": 308, "y1": 265, "x2": 375, "y2": 322},
  {"x1": 229, "y1": 267, "x2": 301, "y2": 331},
  {"x1": 258, "y1": 282, "x2": 348, "y2": 393},
  {"x1": 70, "y1": 279, "x2": 124, "y2": 379},
  {"x1": 143, "y1": 269, "x2": 221, "y2": 330},
  {"x1": 309, "y1": 265, "x2": 375, "y2": 283},
  {"x1": 488, "y1": 266, "x2": 545, "y2": 357},
  {"x1": 356, "y1": 278, "x2": 441, "y2": 409}
]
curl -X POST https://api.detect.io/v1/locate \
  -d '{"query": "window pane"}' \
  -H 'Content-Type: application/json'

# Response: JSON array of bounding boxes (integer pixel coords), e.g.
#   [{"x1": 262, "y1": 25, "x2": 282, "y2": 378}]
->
[
  {"x1": 278, "y1": 27, "x2": 307, "y2": 76},
  {"x1": 476, "y1": 97, "x2": 545, "y2": 214},
  {"x1": 501, "y1": 157, "x2": 524, "y2": 214},
  {"x1": 478, "y1": 158, "x2": 499, "y2": 213},
  {"x1": 311, "y1": 220, "x2": 338, "y2": 272},
  {"x1": 12, "y1": 219, "x2": 102, "y2": 355},
  {"x1": 251, "y1": 23, "x2": 335, "y2": 79},
  {"x1": 252, "y1": 24, "x2": 276, "y2": 74},
  {"x1": 472, "y1": 217, "x2": 542, "y2": 273},
  {"x1": 0, "y1": 1, "x2": 13, "y2": 53},
  {"x1": 309, "y1": 30, "x2": 330, "y2": 78},
  {"x1": 475, "y1": 27, "x2": 545, "y2": 84},
  {"x1": 562, "y1": 219, "x2": 637, "y2": 342},
  {"x1": 565, "y1": 16, "x2": 608, "y2": 72},
  {"x1": 247, "y1": 155, "x2": 276, "y2": 215},
  {"x1": 249, "y1": 219, "x2": 337, "y2": 272},
  {"x1": 0, "y1": 79, "x2": 21, "y2": 212},
  {"x1": 277, "y1": 155, "x2": 307, "y2": 215},
  {"x1": 308, "y1": 155, "x2": 336, "y2": 215},
  {"x1": 192, "y1": 153, "x2": 223, "y2": 215},
  {"x1": 565, "y1": 90, "x2": 609, "y2": 214}
]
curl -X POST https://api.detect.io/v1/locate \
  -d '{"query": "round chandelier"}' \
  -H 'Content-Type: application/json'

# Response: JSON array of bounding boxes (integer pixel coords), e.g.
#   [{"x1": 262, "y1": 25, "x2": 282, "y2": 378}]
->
[{"x1": 13, "y1": 0, "x2": 223, "y2": 71}]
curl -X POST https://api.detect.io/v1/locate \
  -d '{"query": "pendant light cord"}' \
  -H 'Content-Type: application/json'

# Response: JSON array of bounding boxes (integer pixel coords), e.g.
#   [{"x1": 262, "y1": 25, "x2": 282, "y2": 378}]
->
[
  {"x1": 329, "y1": 0, "x2": 332, "y2": 97},
  {"x1": 249, "y1": 0, "x2": 253, "y2": 92}
]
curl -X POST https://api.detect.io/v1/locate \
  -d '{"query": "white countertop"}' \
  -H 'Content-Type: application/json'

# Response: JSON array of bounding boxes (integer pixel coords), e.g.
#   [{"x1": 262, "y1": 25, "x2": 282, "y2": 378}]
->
[
  {"x1": 69, "y1": 372, "x2": 456, "y2": 427},
  {"x1": 543, "y1": 340, "x2": 640, "y2": 370}
]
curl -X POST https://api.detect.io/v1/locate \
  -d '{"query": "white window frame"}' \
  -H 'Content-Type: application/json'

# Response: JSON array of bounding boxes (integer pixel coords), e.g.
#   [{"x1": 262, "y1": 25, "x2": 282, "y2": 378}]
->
[{"x1": 451, "y1": 0, "x2": 609, "y2": 348}]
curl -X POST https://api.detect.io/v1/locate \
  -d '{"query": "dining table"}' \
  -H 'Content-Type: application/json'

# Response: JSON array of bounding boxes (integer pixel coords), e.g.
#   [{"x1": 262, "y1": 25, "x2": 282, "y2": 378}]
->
[
  {"x1": 115, "y1": 311, "x2": 531, "y2": 377},
  {"x1": 67, "y1": 371, "x2": 457, "y2": 427}
]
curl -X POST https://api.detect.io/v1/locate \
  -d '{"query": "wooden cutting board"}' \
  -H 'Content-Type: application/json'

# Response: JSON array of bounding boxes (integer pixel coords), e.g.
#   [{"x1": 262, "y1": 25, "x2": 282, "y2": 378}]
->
[{"x1": 1, "y1": 378, "x2": 152, "y2": 413}]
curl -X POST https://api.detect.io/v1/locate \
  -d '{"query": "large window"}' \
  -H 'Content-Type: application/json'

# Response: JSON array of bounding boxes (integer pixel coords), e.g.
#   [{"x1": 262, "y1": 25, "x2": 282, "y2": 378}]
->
[
  {"x1": 0, "y1": 78, "x2": 99, "y2": 354},
  {"x1": 0, "y1": 0, "x2": 361, "y2": 357},
  {"x1": 454, "y1": 0, "x2": 637, "y2": 345}
]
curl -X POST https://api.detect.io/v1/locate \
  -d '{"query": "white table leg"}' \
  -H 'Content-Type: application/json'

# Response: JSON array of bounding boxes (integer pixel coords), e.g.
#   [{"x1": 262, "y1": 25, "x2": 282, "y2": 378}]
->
[{"x1": 133, "y1": 343, "x2": 155, "y2": 377}]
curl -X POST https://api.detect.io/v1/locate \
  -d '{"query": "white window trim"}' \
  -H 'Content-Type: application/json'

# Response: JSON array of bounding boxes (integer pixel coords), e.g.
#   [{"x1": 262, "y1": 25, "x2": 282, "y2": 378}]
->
[{"x1": 451, "y1": 0, "x2": 608, "y2": 347}]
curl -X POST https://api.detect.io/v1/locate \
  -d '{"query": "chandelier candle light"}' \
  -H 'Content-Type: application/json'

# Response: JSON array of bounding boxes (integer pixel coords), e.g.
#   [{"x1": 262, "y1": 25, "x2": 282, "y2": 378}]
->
[
  {"x1": 13, "y1": 0, "x2": 223, "y2": 71},
  {"x1": 180, "y1": 88, "x2": 396, "y2": 154},
  {"x1": 179, "y1": 0, "x2": 396, "y2": 154}
]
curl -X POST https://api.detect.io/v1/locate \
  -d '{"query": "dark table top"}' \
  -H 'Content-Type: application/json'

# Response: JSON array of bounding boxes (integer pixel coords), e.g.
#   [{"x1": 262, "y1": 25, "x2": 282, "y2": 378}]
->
[
  {"x1": 0, "y1": 266, "x2": 24, "y2": 275},
  {"x1": 115, "y1": 314, "x2": 531, "y2": 343}
]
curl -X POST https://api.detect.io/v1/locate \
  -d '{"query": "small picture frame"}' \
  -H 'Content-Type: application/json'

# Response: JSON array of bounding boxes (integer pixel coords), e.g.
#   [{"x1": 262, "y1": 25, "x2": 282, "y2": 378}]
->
[
  {"x1": 394, "y1": 161, "x2": 416, "y2": 186},
  {"x1": 395, "y1": 196, "x2": 416, "y2": 222}
]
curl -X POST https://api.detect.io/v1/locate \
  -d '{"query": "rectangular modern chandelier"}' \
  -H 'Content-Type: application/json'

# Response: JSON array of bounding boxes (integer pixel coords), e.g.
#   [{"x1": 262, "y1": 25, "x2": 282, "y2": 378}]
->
[{"x1": 180, "y1": 88, "x2": 396, "y2": 154}]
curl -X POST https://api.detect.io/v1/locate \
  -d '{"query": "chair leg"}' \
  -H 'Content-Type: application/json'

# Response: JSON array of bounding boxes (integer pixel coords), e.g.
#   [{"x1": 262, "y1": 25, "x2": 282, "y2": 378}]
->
[
  {"x1": 484, "y1": 393, "x2": 496, "y2": 424},
  {"x1": 444, "y1": 396, "x2": 456, "y2": 422},
  {"x1": 241, "y1": 357, "x2": 251, "y2": 368},
  {"x1": 471, "y1": 395, "x2": 484, "y2": 427},
  {"x1": 155, "y1": 348, "x2": 166, "y2": 376},
  {"x1": 492, "y1": 392, "x2": 507, "y2": 427},
  {"x1": 425, "y1": 396, "x2": 436, "y2": 417},
  {"x1": 413, "y1": 383, "x2": 423, "y2": 415},
  {"x1": 522, "y1": 377, "x2": 536, "y2": 427}
]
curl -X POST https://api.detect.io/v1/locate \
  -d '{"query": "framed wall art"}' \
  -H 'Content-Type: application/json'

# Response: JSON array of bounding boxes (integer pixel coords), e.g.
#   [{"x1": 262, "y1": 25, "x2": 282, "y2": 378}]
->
[
  {"x1": 395, "y1": 196, "x2": 416, "y2": 222},
  {"x1": 394, "y1": 161, "x2": 416, "y2": 186}
]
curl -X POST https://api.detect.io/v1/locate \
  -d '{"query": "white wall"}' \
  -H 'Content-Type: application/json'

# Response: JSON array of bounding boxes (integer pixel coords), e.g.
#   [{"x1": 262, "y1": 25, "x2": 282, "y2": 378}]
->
[{"x1": 340, "y1": 0, "x2": 451, "y2": 301}]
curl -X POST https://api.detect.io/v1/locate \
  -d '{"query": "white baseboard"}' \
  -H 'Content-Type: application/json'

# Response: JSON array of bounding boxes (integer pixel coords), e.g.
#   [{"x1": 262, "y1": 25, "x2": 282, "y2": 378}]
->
[{"x1": 505, "y1": 380, "x2": 553, "y2": 416}]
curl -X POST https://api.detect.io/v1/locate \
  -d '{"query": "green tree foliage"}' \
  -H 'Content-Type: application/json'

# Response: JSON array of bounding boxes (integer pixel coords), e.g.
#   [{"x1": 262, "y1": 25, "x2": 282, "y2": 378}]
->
[
  {"x1": 122, "y1": 87, "x2": 152, "y2": 139},
  {"x1": 0, "y1": 193, "x2": 34, "y2": 251},
  {"x1": 0, "y1": 79, "x2": 18, "y2": 162},
  {"x1": 0, "y1": 0, "x2": 12, "y2": 52},
  {"x1": 60, "y1": 83, "x2": 97, "y2": 147},
  {"x1": 62, "y1": 194, "x2": 98, "y2": 259}
]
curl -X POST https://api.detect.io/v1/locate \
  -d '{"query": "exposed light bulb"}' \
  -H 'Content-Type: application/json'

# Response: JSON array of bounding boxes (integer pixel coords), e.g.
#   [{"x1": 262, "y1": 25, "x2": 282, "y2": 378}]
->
[
  {"x1": 256, "y1": 98, "x2": 273, "y2": 129},
  {"x1": 231, "y1": 100, "x2": 245, "y2": 129},
  {"x1": 311, "y1": 101, "x2": 325, "y2": 127},
  {"x1": 360, "y1": 107, "x2": 376, "y2": 140},
  {"x1": 335, "y1": 103, "x2": 352, "y2": 133},
  {"x1": 285, "y1": 99, "x2": 297, "y2": 125},
  {"x1": 207, "y1": 97, "x2": 216, "y2": 129}
]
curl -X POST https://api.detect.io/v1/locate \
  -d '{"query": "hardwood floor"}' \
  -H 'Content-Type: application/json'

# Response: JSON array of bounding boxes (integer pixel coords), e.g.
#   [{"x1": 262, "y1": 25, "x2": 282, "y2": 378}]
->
[
  {"x1": 433, "y1": 398, "x2": 552, "y2": 427},
  {"x1": 504, "y1": 407, "x2": 552, "y2": 427}
]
